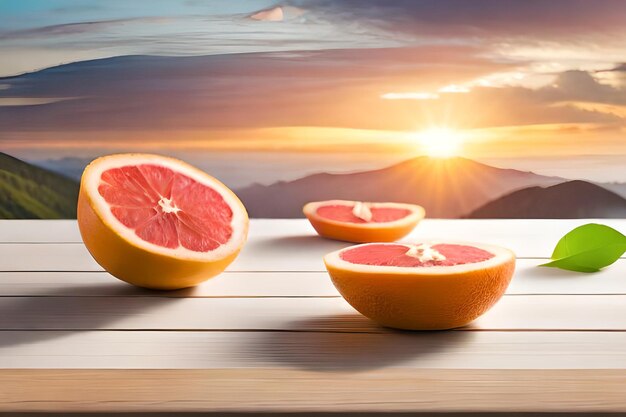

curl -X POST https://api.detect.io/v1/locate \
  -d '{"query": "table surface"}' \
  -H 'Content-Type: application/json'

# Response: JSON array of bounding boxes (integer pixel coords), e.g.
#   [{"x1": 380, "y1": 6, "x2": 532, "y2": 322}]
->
[{"x1": 1, "y1": 218, "x2": 625, "y2": 415}]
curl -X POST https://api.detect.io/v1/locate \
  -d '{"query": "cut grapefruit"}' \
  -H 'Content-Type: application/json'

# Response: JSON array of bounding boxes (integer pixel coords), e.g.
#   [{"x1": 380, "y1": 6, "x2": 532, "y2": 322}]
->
[
  {"x1": 77, "y1": 154, "x2": 248, "y2": 290},
  {"x1": 303, "y1": 200, "x2": 425, "y2": 242},
  {"x1": 324, "y1": 242, "x2": 515, "y2": 330}
]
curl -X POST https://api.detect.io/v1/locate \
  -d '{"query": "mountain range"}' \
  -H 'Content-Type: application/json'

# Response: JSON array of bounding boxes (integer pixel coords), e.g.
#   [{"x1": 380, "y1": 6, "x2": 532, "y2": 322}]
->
[
  {"x1": 235, "y1": 157, "x2": 565, "y2": 218},
  {"x1": 0, "y1": 152, "x2": 79, "y2": 219},
  {"x1": 1, "y1": 153, "x2": 624, "y2": 219}
]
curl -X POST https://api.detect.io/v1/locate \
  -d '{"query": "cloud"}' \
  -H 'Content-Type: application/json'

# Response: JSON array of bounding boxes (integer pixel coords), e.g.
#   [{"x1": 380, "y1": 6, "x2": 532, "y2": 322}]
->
[
  {"x1": 248, "y1": 5, "x2": 307, "y2": 21},
  {"x1": 0, "y1": 18, "x2": 155, "y2": 41},
  {"x1": 3, "y1": 0, "x2": 625, "y2": 84},
  {"x1": 539, "y1": 70, "x2": 626, "y2": 106},
  {"x1": 608, "y1": 63, "x2": 626, "y2": 72},
  {"x1": 293, "y1": 0, "x2": 626, "y2": 41},
  {"x1": 289, "y1": 0, "x2": 626, "y2": 81},
  {"x1": 0, "y1": 49, "x2": 623, "y2": 138},
  {"x1": 0, "y1": 7, "x2": 400, "y2": 77},
  {"x1": 0, "y1": 46, "x2": 512, "y2": 133},
  {"x1": 249, "y1": 6, "x2": 285, "y2": 21},
  {"x1": 596, "y1": 63, "x2": 626, "y2": 88}
]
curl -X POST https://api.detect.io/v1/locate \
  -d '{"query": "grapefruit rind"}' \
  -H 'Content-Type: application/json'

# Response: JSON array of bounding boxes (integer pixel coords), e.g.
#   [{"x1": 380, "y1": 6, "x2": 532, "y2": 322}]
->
[
  {"x1": 304, "y1": 200, "x2": 425, "y2": 243},
  {"x1": 78, "y1": 153, "x2": 248, "y2": 290},
  {"x1": 324, "y1": 241, "x2": 516, "y2": 330}
]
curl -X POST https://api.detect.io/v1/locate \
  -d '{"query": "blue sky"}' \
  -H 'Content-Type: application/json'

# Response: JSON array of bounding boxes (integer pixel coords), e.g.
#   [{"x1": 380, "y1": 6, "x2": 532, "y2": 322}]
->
[{"x1": 2, "y1": 1, "x2": 274, "y2": 30}]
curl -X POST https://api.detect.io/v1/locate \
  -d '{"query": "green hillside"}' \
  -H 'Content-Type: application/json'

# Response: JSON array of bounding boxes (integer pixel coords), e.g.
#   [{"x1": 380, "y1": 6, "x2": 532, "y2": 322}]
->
[{"x1": 0, "y1": 152, "x2": 79, "y2": 219}]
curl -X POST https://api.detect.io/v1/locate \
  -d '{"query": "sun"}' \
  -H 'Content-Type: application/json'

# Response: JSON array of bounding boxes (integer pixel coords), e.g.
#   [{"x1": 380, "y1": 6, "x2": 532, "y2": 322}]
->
[{"x1": 413, "y1": 127, "x2": 464, "y2": 158}]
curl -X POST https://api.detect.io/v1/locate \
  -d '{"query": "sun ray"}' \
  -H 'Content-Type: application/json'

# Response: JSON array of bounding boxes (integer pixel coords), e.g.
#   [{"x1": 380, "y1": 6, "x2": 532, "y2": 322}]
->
[{"x1": 412, "y1": 127, "x2": 464, "y2": 158}]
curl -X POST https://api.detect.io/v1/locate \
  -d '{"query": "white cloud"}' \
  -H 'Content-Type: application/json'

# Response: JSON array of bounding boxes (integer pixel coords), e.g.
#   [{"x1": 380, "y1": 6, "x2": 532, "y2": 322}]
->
[
  {"x1": 249, "y1": 6, "x2": 284, "y2": 21},
  {"x1": 439, "y1": 84, "x2": 470, "y2": 93}
]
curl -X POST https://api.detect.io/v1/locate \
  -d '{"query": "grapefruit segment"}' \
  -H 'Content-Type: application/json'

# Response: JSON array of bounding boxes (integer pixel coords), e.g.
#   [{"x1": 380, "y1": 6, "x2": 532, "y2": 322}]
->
[
  {"x1": 304, "y1": 200, "x2": 425, "y2": 243},
  {"x1": 324, "y1": 242, "x2": 515, "y2": 330},
  {"x1": 78, "y1": 154, "x2": 248, "y2": 290}
]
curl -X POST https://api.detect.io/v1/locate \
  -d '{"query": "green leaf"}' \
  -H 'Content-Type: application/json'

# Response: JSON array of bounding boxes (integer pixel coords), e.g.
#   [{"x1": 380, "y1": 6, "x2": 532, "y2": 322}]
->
[{"x1": 540, "y1": 223, "x2": 626, "y2": 273}]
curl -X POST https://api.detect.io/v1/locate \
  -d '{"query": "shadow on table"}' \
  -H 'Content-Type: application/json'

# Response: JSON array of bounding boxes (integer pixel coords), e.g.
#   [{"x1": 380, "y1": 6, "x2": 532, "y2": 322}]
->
[
  {"x1": 252, "y1": 313, "x2": 471, "y2": 372},
  {"x1": 241, "y1": 234, "x2": 349, "y2": 259},
  {"x1": 0, "y1": 282, "x2": 185, "y2": 348},
  {"x1": 522, "y1": 264, "x2": 598, "y2": 279}
]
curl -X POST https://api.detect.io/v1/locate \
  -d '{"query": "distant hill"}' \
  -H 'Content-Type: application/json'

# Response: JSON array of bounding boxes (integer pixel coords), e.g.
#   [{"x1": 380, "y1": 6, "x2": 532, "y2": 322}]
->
[
  {"x1": 5, "y1": 153, "x2": 622, "y2": 219},
  {"x1": 467, "y1": 180, "x2": 626, "y2": 219},
  {"x1": 32, "y1": 157, "x2": 90, "y2": 181},
  {"x1": 602, "y1": 182, "x2": 626, "y2": 200},
  {"x1": 0, "y1": 152, "x2": 79, "y2": 219},
  {"x1": 236, "y1": 156, "x2": 563, "y2": 218}
]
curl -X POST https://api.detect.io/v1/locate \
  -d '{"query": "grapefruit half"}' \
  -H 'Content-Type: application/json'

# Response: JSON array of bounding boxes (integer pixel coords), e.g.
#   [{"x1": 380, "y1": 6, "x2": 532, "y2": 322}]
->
[
  {"x1": 303, "y1": 200, "x2": 425, "y2": 242},
  {"x1": 324, "y1": 242, "x2": 515, "y2": 330},
  {"x1": 77, "y1": 154, "x2": 248, "y2": 290}
]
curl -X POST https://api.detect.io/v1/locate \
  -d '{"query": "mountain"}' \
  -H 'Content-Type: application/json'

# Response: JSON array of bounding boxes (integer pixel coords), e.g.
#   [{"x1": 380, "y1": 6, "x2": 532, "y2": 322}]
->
[
  {"x1": 0, "y1": 152, "x2": 79, "y2": 219},
  {"x1": 31, "y1": 157, "x2": 90, "y2": 181},
  {"x1": 602, "y1": 182, "x2": 626, "y2": 200},
  {"x1": 235, "y1": 157, "x2": 564, "y2": 218},
  {"x1": 467, "y1": 180, "x2": 626, "y2": 219}
]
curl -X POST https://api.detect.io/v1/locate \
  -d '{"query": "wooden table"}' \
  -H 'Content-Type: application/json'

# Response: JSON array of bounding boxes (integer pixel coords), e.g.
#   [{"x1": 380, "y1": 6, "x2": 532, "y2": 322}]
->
[{"x1": 1, "y1": 219, "x2": 625, "y2": 415}]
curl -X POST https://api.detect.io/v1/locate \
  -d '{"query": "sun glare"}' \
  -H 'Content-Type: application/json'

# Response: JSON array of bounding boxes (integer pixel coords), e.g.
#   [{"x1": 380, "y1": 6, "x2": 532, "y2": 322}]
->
[{"x1": 413, "y1": 127, "x2": 463, "y2": 158}]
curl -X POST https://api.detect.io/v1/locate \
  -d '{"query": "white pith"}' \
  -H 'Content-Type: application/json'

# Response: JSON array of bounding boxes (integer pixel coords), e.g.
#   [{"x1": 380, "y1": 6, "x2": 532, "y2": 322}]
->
[
  {"x1": 83, "y1": 154, "x2": 247, "y2": 261},
  {"x1": 304, "y1": 200, "x2": 425, "y2": 228},
  {"x1": 324, "y1": 241, "x2": 515, "y2": 275},
  {"x1": 158, "y1": 196, "x2": 181, "y2": 214},
  {"x1": 352, "y1": 202, "x2": 373, "y2": 222},
  {"x1": 405, "y1": 243, "x2": 447, "y2": 262}
]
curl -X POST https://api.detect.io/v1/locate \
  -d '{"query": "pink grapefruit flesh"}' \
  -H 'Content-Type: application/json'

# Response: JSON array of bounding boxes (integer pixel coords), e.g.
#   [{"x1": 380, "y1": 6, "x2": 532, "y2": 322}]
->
[
  {"x1": 340, "y1": 243, "x2": 495, "y2": 268},
  {"x1": 316, "y1": 204, "x2": 411, "y2": 223},
  {"x1": 98, "y1": 164, "x2": 233, "y2": 252}
]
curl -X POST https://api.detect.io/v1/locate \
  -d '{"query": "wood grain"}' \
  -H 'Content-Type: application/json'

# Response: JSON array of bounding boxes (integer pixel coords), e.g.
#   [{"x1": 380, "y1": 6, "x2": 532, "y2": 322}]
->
[
  {"x1": 1, "y1": 369, "x2": 626, "y2": 413},
  {"x1": 2, "y1": 219, "x2": 624, "y2": 257},
  {"x1": 1, "y1": 219, "x2": 625, "y2": 414},
  {"x1": 0, "y1": 271, "x2": 339, "y2": 297},
  {"x1": 1, "y1": 330, "x2": 625, "y2": 369},
  {"x1": 0, "y1": 295, "x2": 625, "y2": 331},
  {"x1": 0, "y1": 259, "x2": 624, "y2": 297},
  {"x1": 3, "y1": 241, "x2": 625, "y2": 273}
]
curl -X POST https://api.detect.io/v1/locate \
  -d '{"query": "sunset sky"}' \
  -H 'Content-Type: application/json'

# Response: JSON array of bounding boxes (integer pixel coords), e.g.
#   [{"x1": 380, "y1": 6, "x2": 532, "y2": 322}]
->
[{"x1": 1, "y1": 0, "x2": 625, "y2": 182}]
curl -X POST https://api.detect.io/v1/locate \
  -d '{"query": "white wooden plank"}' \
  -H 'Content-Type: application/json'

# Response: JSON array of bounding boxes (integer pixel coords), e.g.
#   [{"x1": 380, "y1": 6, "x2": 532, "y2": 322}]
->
[
  {"x1": 0, "y1": 259, "x2": 624, "y2": 296},
  {"x1": 0, "y1": 295, "x2": 624, "y2": 331},
  {"x1": 408, "y1": 218, "x2": 626, "y2": 259},
  {"x1": 1, "y1": 241, "x2": 623, "y2": 272},
  {"x1": 3, "y1": 218, "x2": 625, "y2": 258},
  {"x1": 0, "y1": 271, "x2": 339, "y2": 297},
  {"x1": 0, "y1": 220, "x2": 80, "y2": 243},
  {"x1": 0, "y1": 243, "x2": 101, "y2": 271},
  {"x1": 1, "y1": 330, "x2": 625, "y2": 370},
  {"x1": 510, "y1": 259, "x2": 626, "y2": 294}
]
